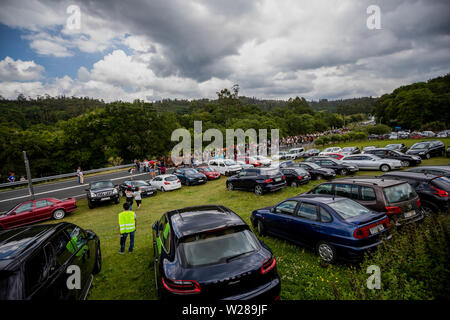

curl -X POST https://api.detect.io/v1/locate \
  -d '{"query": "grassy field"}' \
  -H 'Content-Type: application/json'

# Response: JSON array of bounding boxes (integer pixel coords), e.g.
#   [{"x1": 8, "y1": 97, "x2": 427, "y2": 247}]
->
[{"x1": 40, "y1": 138, "x2": 450, "y2": 300}]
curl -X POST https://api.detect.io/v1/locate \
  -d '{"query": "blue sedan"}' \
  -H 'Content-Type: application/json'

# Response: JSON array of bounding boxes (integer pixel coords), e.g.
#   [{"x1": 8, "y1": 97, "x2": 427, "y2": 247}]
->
[{"x1": 250, "y1": 194, "x2": 391, "y2": 263}]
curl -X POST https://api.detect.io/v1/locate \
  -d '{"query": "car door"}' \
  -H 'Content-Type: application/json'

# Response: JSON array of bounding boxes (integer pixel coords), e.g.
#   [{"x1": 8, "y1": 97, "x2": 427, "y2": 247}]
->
[
  {"x1": 310, "y1": 183, "x2": 333, "y2": 195},
  {"x1": 290, "y1": 201, "x2": 320, "y2": 247},
  {"x1": 243, "y1": 170, "x2": 259, "y2": 189},
  {"x1": 359, "y1": 155, "x2": 377, "y2": 169},
  {"x1": 358, "y1": 185, "x2": 378, "y2": 211},
  {"x1": 152, "y1": 176, "x2": 162, "y2": 189},
  {"x1": 174, "y1": 169, "x2": 185, "y2": 183},
  {"x1": 264, "y1": 200, "x2": 299, "y2": 237},
  {"x1": 2, "y1": 201, "x2": 35, "y2": 228},
  {"x1": 33, "y1": 199, "x2": 53, "y2": 221}
]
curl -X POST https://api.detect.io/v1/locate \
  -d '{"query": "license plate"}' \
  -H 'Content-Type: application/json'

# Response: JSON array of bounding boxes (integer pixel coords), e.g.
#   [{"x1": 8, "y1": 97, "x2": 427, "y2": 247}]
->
[
  {"x1": 370, "y1": 224, "x2": 384, "y2": 235},
  {"x1": 275, "y1": 178, "x2": 281, "y2": 182},
  {"x1": 404, "y1": 210, "x2": 416, "y2": 218},
  {"x1": 100, "y1": 197, "x2": 110, "y2": 201}
]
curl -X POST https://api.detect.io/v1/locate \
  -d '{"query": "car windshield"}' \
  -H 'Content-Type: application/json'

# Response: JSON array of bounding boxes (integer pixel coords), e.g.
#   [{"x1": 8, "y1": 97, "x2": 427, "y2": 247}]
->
[
  {"x1": 184, "y1": 168, "x2": 198, "y2": 174},
  {"x1": 386, "y1": 144, "x2": 398, "y2": 149},
  {"x1": 342, "y1": 147, "x2": 353, "y2": 151},
  {"x1": 306, "y1": 162, "x2": 320, "y2": 169},
  {"x1": 328, "y1": 199, "x2": 372, "y2": 220},
  {"x1": 383, "y1": 183, "x2": 417, "y2": 203},
  {"x1": 294, "y1": 168, "x2": 308, "y2": 175},
  {"x1": 133, "y1": 181, "x2": 148, "y2": 186},
  {"x1": 165, "y1": 176, "x2": 178, "y2": 181},
  {"x1": 224, "y1": 160, "x2": 236, "y2": 166},
  {"x1": 91, "y1": 181, "x2": 114, "y2": 189},
  {"x1": 201, "y1": 167, "x2": 213, "y2": 172},
  {"x1": 411, "y1": 143, "x2": 430, "y2": 149},
  {"x1": 180, "y1": 229, "x2": 259, "y2": 267},
  {"x1": 262, "y1": 169, "x2": 280, "y2": 176}
]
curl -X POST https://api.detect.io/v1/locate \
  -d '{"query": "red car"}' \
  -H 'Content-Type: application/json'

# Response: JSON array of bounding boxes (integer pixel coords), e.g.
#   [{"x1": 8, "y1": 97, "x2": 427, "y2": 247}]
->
[
  {"x1": 236, "y1": 156, "x2": 261, "y2": 167},
  {"x1": 326, "y1": 153, "x2": 345, "y2": 160},
  {"x1": 0, "y1": 197, "x2": 77, "y2": 230},
  {"x1": 195, "y1": 166, "x2": 221, "y2": 180}
]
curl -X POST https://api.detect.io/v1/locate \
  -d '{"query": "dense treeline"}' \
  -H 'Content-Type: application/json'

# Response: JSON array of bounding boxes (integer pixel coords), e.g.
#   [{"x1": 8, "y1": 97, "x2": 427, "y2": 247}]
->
[
  {"x1": 373, "y1": 74, "x2": 450, "y2": 130},
  {"x1": 309, "y1": 97, "x2": 377, "y2": 114}
]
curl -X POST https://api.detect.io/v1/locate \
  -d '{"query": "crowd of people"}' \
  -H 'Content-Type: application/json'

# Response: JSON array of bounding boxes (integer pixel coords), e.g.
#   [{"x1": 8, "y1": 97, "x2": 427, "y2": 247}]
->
[{"x1": 280, "y1": 128, "x2": 351, "y2": 148}]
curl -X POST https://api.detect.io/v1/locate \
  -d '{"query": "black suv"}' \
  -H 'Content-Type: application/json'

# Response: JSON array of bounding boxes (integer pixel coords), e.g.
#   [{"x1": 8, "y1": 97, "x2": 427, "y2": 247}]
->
[
  {"x1": 173, "y1": 168, "x2": 207, "y2": 186},
  {"x1": 406, "y1": 140, "x2": 446, "y2": 159},
  {"x1": 385, "y1": 143, "x2": 407, "y2": 153},
  {"x1": 152, "y1": 205, "x2": 280, "y2": 300},
  {"x1": 226, "y1": 168, "x2": 286, "y2": 195},
  {"x1": 118, "y1": 180, "x2": 157, "y2": 197},
  {"x1": 0, "y1": 222, "x2": 101, "y2": 300},
  {"x1": 280, "y1": 167, "x2": 311, "y2": 187},
  {"x1": 86, "y1": 180, "x2": 120, "y2": 209},
  {"x1": 364, "y1": 148, "x2": 422, "y2": 167},
  {"x1": 405, "y1": 166, "x2": 450, "y2": 178},
  {"x1": 381, "y1": 172, "x2": 450, "y2": 214},
  {"x1": 304, "y1": 157, "x2": 359, "y2": 176},
  {"x1": 307, "y1": 178, "x2": 424, "y2": 226},
  {"x1": 279, "y1": 160, "x2": 336, "y2": 180}
]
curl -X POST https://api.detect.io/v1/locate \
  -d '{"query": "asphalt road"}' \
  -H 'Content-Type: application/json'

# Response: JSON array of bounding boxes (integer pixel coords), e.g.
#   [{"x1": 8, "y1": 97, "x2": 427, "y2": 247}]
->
[{"x1": 0, "y1": 169, "x2": 175, "y2": 213}]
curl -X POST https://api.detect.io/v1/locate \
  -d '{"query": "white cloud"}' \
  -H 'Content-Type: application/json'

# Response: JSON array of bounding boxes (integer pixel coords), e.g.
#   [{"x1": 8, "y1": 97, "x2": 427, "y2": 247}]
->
[{"x1": 0, "y1": 57, "x2": 45, "y2": 81}]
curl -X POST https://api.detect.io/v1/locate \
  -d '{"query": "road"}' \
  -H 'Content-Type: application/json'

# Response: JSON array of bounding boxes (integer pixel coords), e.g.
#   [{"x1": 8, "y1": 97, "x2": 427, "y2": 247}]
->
[{"x1": 0, "y1": 169, "x2": 174, "y2": 212}]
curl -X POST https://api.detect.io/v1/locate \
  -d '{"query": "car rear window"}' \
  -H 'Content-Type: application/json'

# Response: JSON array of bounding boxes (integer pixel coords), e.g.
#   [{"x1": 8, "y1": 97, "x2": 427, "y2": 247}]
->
[
  {"x1": 328, "y1": 199, "x2": 372, "y2": 220},
  {"x1": 261, "y1": 169, "x2": 280, "y2": 176},
  {"x1": 179, "y1": 229, "x2": 259, "y2": 267},
  {"x1": 165, "y1": 176, "x2": 178, "y2": 181},
  {"x1": 383, "y1": 183, "x2": 417, "y2": 203}
]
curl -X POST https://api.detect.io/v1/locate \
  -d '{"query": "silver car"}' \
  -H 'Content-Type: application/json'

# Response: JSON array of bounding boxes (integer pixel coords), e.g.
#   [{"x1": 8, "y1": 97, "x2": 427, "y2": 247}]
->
[{"x1": 342, "y1": 154, "x2": 402, "y2": 172}]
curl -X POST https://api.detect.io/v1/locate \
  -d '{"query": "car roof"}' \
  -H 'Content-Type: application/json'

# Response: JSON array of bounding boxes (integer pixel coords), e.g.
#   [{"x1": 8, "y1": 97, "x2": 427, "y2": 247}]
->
[
  {"x1": 168, "y1": 205, "x2": 246, "y2": 239},
  {"x1": 332, "y1": 177, "x2": 404, "y2": 187},
  {"x1": 292, "y1": 194, "x2": 348, "y2": 203},
  {"x1": 407, "y1": 166, "x2": 450, "y2": 171},
  {"x1": 381, "y1": 171, "x2": 440, "y2": 182},
  {"x1": 0, "y1": 223, "x2": 70, "y2": 270}
]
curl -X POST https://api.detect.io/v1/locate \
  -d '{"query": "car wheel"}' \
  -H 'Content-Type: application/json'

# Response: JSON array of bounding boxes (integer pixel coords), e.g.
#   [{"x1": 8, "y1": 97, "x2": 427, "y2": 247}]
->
[
  {"x1": 185, "y1": 179, "x2": 190, "y2": 186},
  {"x1": 425, "y1": 153, "x2": 431, "y2": 159},
  {"x1": 92, "y1": 245, "x2": 102, "y2": 275},
  {"x1": 380, "y1": 164, "x2": 390, "y2": 172},
  {"x1": 88, "y1": 200, "x2": 95, "y2": 209},
  {"x1": 316, "y1": 241, "x2": 337, "y2": 263},
  {"x1": 227, "y1": 182, "x2": 234, "y2": 191},
  {"x1": 254, "y1": 185, "x2": 263, "y2": 196},
  {"x1": 121, "y1": 190, "x2": 126, "y2": 197},
  {"x1": 257, "y1": 220, "x2": 266, "y2": 236},
  {"x1": 53, "y1": 209, "x2": 65, "y2": 220},
  {"x1": 161, "y1": 187, "x2": 166, "y2": 192},
  {"x1": 291, "y1": 181, "x2": 298, "y2": 187},
  {"x1": 401, "y1": 160, "x2": 410, "y2": 167},
  {"x1": 114, "y1": 197, "x2": 120, "y2": 204},
  {"x1": 339, "y1": 169, "x2": 348, "y2": 176},
  {"x1": 315, "y1": 174, "x2": 322, "y2": 180}
]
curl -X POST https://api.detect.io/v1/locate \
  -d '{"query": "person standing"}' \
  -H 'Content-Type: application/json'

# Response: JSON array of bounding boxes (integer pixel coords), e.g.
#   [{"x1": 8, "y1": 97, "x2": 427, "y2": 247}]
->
[
  {"x1": 76, "y1": 167, "x2": 84, "y2": 184},
  {"x1": 118, "y1": 202, "x2": 136, "y2": 254},
  {"x1": 125, "y1": 187, "x2": 134, "y2": 210},
  {"x1": 7, "y1": 172, "x2": 16, "y2": 183},
  {"x1": 133, "y1": 188, "x2": 142, "y2": 209}
]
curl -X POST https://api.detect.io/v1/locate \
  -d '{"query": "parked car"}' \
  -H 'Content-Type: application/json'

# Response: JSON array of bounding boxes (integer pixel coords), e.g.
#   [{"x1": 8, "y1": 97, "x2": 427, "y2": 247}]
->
[
  {"x1": 385, "y1": 143, "x2": 408, "y2": 153},
  {"x1": 437, "y1": 130, "x2": 450, "y2": 138},
  {"x1": 362, "y1": 146, "x2": 377, "y2": 152},
  {"x1": 368, "y1": 134, "x2": 379, "y2": 140},
  {"x1": 388, "y1": 133, "x2": 398, "y2": 140},
  {"x1": 208, "y1": 159, "x2": 241, "y2": 176},
  {"x1": 341, "y1": 154, "x2": 402, "y2": 172},
  {"x1": 86, "y1": 180, "x2": 120, "y2": 209},
  {"x1": 410, "y1": 132, "x2": 423, "y2": 139},
  {"x1": 279, "y1": 160, "x2": 336, "y2": 180},
  {"x1": 286, "y1": 147, "x2": 305, "y2": 160},
  {"x1": 304, "y1": 157, "x2": 359, "y2": 176},
  {"x1": 226, "y1": 168, "x2": 286, "y2": 195},
  {"x1": 0, "y1": 198, "x2": 77, "y2": 230},
  {"x1": 272, "y1": 151, "x2": 288, "y2": 161},
  {"x1": 118, "y1": 180, "x2": 157, "y2": 197},
  {"x1": 280, "y1": 167, "x2": 311, "y2": 187},
  {"x1": 319, "y1": 147, "x2": 342, "y2": 156},
  {"x1": 235, "y1": 160, "x2": 254, "y2": 170},
  {"x1": 307, "y1": 178, "x2": 424, "y2": 226},
  {"x1": 236, "y1": 156, "x2": 262, "y2": 167},
  {"x1": 195, "y1": 166, "x2": 221, "y2": 180},
  {"x1": 301, "y1": 149, "x2": 320, "y2": 158},
  {"x1": 173, "y1": 168, "x2": 207, "y2": 186},
  {"x1": 406, "y1": 140, "x2": 446, "y2": 159},
  {"x1": 254, "y1": 155, "x2": 272, "y2": 166},
  {"x1": 421, "y1": 131, "x2": 436, "y2": 138},
  {"x1": 325, "y1": 153, "x2": 344, "y2": 160},
  {"x1": 381, "y1": 172, "x2": 450, "y2": 214},
  {"x1": 152, "y1": 205, "x2": 280, "y2": 300},
  {"x1": 447, "y1": 145, "x2": 450, "y2": 157},
  {"x1": 0, "y1": 222, "x2": 101, "y2": 300},
  {"x1": 363, "y1": 148, "x2": 422, "y2": 167},
  {"x1": 405, "y1": 166, "x2": 450, "y2": 178},
  {"x1": 149, "y1": 174, "x2": 182, "y2": 192},
  {"x1": 341, "y1": 147, "x2": 361, "y2": 156},
  {"x1": 251, "y1": 194, "x2": 391, "y2": 263}
]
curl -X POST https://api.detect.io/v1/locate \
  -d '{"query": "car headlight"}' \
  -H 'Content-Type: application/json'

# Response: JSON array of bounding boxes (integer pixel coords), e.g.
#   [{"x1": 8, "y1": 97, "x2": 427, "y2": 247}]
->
[
  {"x1": 90, "y1": 192, "x2": 96, "y2": 197},
  {"x1": 113, "y1": 188, "x2": 118, "y2": 194},
  {"x1": 419, "y1": 152, "x2": 425, "y2": 155}
]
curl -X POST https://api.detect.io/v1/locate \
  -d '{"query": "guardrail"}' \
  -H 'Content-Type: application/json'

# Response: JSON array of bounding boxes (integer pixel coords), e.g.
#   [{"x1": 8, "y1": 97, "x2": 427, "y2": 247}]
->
[{"x1": 0, "y1": 163, "x2": 135, "y2": 189}]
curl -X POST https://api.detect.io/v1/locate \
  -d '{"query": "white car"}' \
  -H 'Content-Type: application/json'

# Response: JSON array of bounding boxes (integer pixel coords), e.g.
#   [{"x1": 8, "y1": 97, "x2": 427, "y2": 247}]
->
[
  {"x1": 421, "y1": 131, "x2": 436, "y2": 137},
  {"x1": 208, "y1": 159, "x2": 242, "y2": 176},
  {"x1": 149, "y1": 174, "x2": 181, "y2": 191},
  {"x1": 272, "y1": 151, "x2": 288, "y2": 160},
  {"x1": 254, "y1": 155, "x2": 272, "y2": 166},
  {"x1": 319, "y1": 147, "x2": 342, "y2": 156},
  {"x1": 235, "y1": 160, "x2": 253, "y2": 169},
  {"x1": 286, "y1": 147, "x2": 305, "y2": 160}
]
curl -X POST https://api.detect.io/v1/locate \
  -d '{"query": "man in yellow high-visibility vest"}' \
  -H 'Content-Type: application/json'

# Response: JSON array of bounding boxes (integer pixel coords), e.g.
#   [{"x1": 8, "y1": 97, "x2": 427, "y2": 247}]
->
[{"x1": 118, "y1": 202, "x2": 136, "y2": 254}]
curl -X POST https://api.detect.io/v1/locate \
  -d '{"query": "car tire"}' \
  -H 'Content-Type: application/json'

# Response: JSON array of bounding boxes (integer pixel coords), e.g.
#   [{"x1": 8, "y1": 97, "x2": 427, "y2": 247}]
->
[
  {"x1": 339, "y1": 169, "x2": 348, "y2": 176},
  {"x1": 316, "y1": 174, "x2": 322, "y2": 180},
  {"x1": 185, "y1": 179, "x2": 190, "y2": 186},
  {"x1": 291, "y1": 181, "x2": 298, "y2": 187},
  {"x1": 53, "y1": 209, "x2": 65, "y2": 220},
  {"x1": 254, "y1": 185, "x2": 263, "y2": 196},
  {"x1": 380, "y1": 164, "x2": 390, "y2": 172},
  {"x1": 114, "y1": 197, "x2": 120, "y2": 204},
  {"x1": 121, "y1": 190, "x2": 126, "y2": 197},
  {"x1": 425, "y1": 153, "x2": 431, "y2": 159},
  {"x1": 257, "y1": 220, "x2": 266, "y2": 236},
  {"x1": 227, "y1": 182, "x2": 234, "y2": 191},
  {"x1": 88, "y1": 200, "x2": 95, "y2": 209},
  {"x1": 92, "y1": 244, "x2": 102, "y2": 275},
  {"x1": 401, "y1": 160, "x2": 410, "y2": 167},
  {"x1": 161, "y1": 187, "x2": 166, "y2": 192},
  {"x1": 316, "y1": 241, "x2": 337, "y2": 263}
]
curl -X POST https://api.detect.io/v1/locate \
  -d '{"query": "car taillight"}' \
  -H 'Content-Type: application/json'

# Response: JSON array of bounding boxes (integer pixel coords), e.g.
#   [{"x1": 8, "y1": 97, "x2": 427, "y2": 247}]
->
[
  {"x1": 282, "y1": 175, "x2": 286, "y2": 180},
  {"x1": 353, "y1": 218, "x2": 390, "y2": 239},
  {"x1": 264, "y1": 178, "x2": 273, "y2": 183},
  {"x1": 161, "y1": 277, "x2": 201, "y2": 294},
  {"x1": 385, "y1": 206, "x2": 402, "y2": 215},
  {"x1": 177, "y1": 179, "x2": 180, "y2": 183},
  {"x1": 417, "y1": 198, "x2": 421, "y2": 207},
  {"x1": 261, "y1": 256, "x2": 276, "y2": 274},
  {"x1": 164, "y1": 182, "x2": 170, "y2": 185},
  {"x1": 297, "y1": 176, "x2": 303, "y2": 180},
  {"x1": 430, "y1": 186, "x2": 449, "y2": 197}
]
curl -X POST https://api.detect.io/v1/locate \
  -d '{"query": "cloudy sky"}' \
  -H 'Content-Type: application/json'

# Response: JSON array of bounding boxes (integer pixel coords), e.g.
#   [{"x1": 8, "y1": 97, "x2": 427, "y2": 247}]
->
[{"x1": 0, "y1": 0, "x2": 449, "y2": 102}]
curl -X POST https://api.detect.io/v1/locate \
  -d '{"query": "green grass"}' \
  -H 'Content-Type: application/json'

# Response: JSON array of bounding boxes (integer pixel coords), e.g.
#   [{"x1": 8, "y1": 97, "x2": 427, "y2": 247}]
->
[{"x1": 40, "y1": 138, "x2": 450, "y2": 300}]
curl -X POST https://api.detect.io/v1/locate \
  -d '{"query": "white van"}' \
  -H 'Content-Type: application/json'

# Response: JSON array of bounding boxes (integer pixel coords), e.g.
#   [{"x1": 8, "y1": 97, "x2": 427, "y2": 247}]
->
[{"x1": 208, "y1": 159, "x2": 242, "y2": 176}]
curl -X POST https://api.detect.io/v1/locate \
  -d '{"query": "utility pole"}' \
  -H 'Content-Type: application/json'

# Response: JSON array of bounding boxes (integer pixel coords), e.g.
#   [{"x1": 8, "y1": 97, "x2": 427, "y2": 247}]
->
[{"x1": 23, "y1": 151, "x2": 35, "y2": 200}]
